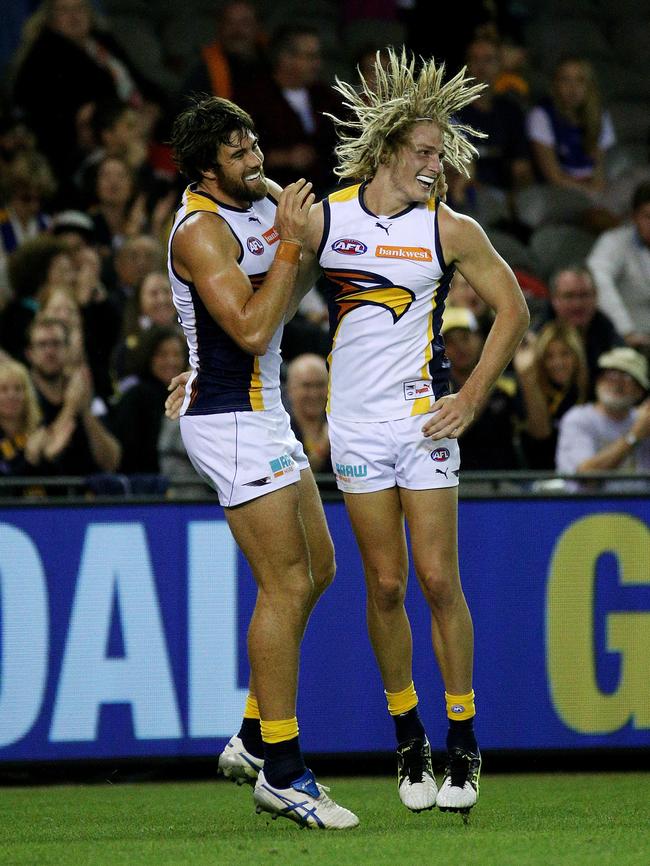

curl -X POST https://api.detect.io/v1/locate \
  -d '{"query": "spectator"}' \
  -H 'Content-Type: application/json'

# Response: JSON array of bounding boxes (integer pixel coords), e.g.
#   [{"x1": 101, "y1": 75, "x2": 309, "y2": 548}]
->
[
  {"x1": 556, "y1": 347, "x2": 650, "y2": 478},
  {"x1": 455, "y1": 37, "x2": 533, "y2": 193},
  {"x1": 113, "y1": 269, "x2": 178, "y2": 388},
  {"x1": 0, "y1": 358, "x2": 50, "y2": 476},
  {"x1": 536, "y1": 266, "x2": 623, "y2": 387},
  {"x1": 526, "y1": 57, "x2": 615, "y2": 198},
  {"x1": 285, "y1": 353, "x2": 332, "y2": 474},
  {"x1": 25, "y1": 315, "x2": 121, "y2": 474},
  {"x1": 11, "y1": 0, "x2": 155, "y2": 201},
  {"x1": 443, "y1": 306, "x2": 523, "y2": 470},
  {"x1": 0, "y1": 151, "x2": 55, "y2": 307},
  {"x1": 587, "y1": 181, "x2": 650, "y2": 353},
  {"x1": 87, "y1": 154, "x2": 144, "y2": 256},
  {"x1": 179, "y1": 1, "x2": 267, "y2": 108},
  {"x1": 0, "y1": 234, "x2": 74, "y2": 361},
  {"x1": 238, "y1": 25, "x2": 340, "y2": 196},
  {"x1": 105, "y1": 233, "x2": 165, "y2": 315},
  {"x1": 51, "y1": 209, "x2": 122, "y2": 400},
  {"x1": 109, "y1": 326, "x2": 186, "y2": 474},
  {"x1": 515, "y1": 321, "x2": 589, "y2": 469}
]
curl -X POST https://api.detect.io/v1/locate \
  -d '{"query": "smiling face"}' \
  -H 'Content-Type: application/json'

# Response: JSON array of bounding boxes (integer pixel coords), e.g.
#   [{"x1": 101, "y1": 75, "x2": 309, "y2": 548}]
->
[
  {"x1": 543, "y1": 339, "x2": 577, "y2": 388},
  {"x1": 211, "y1": 129, "x2": 267, "y2": 206},
  {"x1": 386, "y1": 121, "x2": 444, "y2": 208}
]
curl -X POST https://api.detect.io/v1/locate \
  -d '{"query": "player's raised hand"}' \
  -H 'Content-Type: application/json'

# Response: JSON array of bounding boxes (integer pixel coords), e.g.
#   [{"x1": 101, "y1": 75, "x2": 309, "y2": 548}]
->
[
  {"x1": 421, "y1": 392, "x2": 477, "y2": 440},
  {"x1": 165, "y1": 371, "x2": 190, "y2": 419},
  {"x1": 275, "y1": 179, "x2": 315, "y2": 243}
]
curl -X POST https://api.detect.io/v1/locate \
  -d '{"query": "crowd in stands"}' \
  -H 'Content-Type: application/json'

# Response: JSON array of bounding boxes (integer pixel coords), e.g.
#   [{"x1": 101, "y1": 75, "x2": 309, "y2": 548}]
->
[{"x1": 1, "y1": 0, "x2": 650, "y2": 495}]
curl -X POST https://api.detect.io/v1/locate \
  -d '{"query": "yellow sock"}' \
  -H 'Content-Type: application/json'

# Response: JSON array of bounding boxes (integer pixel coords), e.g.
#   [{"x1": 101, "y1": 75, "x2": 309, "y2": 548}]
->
[
  {"x1": 243, "y1": 693, "x2": 260, "y2": 720},
  {"x1": 385, "y1": 681, "x2": 419, "y2": 716},
  {"x1": 445, "y1": 690, "x2": 476, "y2": 721},
  {"x1": 260, "y1": 717, "x2": 299, "y2": 744}
]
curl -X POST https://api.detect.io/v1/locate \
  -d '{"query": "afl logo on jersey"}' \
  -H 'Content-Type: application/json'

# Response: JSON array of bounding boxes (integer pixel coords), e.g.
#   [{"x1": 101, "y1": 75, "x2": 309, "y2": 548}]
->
[
  {"x1": 247, "y1": 237, "x2": 264, "y2": 255},
  {"x1": 332, "y1": 238, "x2": 367, "y2": 255},
  {"x1": 430, "y1": 447, "x2": 450, "y2": 462}
]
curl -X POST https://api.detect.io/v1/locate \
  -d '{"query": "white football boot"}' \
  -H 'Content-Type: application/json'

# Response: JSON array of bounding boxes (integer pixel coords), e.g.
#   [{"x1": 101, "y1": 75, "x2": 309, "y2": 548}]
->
[
  {"x1": 254, "y1": 768, "x2": 359, "y2": 829},
  {"x1": 436, "y1": 748, "x2": 482, "y2": 813},
  {"x1": 217, "y1": 735, "x2": 264, "y2": 785},
  {"x1": 396, "y1": 737, "x2": 438, "y2": 812}
]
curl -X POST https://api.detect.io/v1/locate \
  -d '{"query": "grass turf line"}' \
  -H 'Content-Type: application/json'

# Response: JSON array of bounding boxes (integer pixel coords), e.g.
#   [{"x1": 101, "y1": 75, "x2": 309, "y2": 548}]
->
[{"x1": 0, "y1": 773, "x2": 648, "y2": 866}]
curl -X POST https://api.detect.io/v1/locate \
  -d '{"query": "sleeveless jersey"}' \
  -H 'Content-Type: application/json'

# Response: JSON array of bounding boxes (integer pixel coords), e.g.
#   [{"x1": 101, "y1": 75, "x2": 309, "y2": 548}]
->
[
  {"x1": 319, "y1": 182, "x2": 455, "y2": 422},
  {"x1": 168, "y1": 184, "x2": 282, "y2": 415}
]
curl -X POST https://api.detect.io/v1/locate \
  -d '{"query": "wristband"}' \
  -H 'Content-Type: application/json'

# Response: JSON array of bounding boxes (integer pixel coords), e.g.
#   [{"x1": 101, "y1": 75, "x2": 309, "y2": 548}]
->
[{"x1": 275, "y1": 239, "x2": 302, "y2": 265}]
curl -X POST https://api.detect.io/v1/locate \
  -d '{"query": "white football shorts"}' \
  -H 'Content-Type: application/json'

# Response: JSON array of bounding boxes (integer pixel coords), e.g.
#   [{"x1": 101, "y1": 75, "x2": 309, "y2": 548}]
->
[
  {"x1": 328, "y1": 413, "x2": 460, "y2": 494},
  {"x1": 180, "y1": 403, "x2": 309, "y2": 507}
]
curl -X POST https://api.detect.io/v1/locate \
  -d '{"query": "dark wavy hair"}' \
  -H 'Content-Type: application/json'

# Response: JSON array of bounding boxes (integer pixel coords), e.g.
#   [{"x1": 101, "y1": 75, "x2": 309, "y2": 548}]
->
[{"x1": 170, "y1": 95, "x2": 257, "y2": 183}]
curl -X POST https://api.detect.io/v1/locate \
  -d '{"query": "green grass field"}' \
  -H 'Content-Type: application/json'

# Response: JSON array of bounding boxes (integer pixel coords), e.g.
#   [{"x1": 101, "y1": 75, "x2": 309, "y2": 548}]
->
[{"x1": 1, "y1": 773, "x2": 648, "y2": 866}]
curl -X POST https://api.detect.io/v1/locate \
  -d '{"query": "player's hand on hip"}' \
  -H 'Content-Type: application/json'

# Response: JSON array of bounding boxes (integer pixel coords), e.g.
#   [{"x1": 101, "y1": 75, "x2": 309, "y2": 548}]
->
[
  {"x1": 165, "y1": 371, "x2": 190, "y2": 419},
  {"x1": 275, "y1": 179, "x2": 315, "y2": 244},
  {"x1": 421, "y1": 393, "x2": 475, "y2": 440}
]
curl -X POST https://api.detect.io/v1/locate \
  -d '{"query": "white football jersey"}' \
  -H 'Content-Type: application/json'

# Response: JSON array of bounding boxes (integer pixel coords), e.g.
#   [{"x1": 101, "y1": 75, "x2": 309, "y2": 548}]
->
[
  {"x1": 168, "y1": 184, "x2": 283, "y2": 415},
  {"x1": 319, "y1": 182, "x2": 454, "y2": 421}
]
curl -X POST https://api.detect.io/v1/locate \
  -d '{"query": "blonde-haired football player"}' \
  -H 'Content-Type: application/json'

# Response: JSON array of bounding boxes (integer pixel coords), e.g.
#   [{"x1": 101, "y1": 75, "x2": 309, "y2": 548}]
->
[{"x1": 296, "y1": 48, "x2": 529, "y2": 814}]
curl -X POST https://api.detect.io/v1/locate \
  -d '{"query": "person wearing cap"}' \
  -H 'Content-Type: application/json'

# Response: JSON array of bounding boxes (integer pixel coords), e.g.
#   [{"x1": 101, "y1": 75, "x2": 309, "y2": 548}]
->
[
  {"x1": 556, "y1": 347, "x2": 650, "y2": 477},
  {"x1": 442, "y1": 306, "x2": 523, "y2": 470}
]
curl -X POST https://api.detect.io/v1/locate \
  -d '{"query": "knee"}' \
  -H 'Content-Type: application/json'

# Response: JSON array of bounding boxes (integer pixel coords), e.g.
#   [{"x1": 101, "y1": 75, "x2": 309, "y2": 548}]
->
[
  {"x1": 368, "y1": 570, "x2": 407, "y2": 612},
  {"x1": 312, "y1": 553, "x2": 336, "y2": 596},
  {"x1": 418, "y1": 566, "x2": 462, "y2": 612}
]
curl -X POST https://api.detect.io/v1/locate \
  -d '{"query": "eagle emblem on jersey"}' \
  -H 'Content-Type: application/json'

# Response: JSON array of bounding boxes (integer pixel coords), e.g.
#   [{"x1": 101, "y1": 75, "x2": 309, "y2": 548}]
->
[{"x1": 324, "y1": 268, "x2": 415, "y2": 324}]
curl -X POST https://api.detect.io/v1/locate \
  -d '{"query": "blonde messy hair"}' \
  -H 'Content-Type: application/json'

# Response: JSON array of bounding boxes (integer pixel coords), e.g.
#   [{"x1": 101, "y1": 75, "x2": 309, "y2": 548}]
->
[{"x1": 328, "y1": 47, "x2": 487, "y2": 187}]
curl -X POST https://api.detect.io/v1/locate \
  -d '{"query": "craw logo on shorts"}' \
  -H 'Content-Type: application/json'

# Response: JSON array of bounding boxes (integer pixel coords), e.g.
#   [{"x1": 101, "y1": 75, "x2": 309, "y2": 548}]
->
[
  {"x1": 335, "y1": 463, "x2": 368, "y2": 479},
  {"x1": 269, "y1": 454, "x2": 296, "y2": 478},
  {"x1": 332, "y1": 238, "x2": 367, "y2": 256},
  {"x1": 430, "y1": 447, "x2": 450, "y2": 462},
  {"x1": 247, "y1": 236, "x2": 264, "y2": 255}
]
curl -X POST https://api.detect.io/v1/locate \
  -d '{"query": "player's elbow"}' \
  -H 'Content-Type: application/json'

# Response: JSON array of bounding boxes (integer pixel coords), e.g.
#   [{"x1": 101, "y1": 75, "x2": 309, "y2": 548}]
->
[{"x1": 238, "y1": 331, "x2": 270, "y2": 356}]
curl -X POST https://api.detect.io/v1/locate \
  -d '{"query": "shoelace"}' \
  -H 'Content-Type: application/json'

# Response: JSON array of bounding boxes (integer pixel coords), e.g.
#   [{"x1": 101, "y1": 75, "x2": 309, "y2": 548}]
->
[
  {"x1": 447, "y1": 750, "x2": 479, "y2": 788},
  {"x1": 400, "y1": 742, "x2": 425, "y2": 784}
]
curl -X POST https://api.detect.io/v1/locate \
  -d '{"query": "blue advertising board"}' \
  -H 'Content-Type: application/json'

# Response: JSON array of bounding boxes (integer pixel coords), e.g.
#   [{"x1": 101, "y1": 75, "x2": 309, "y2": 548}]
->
[{"x1": 0, "y1": 497, "x2": 648, "y2": 761}]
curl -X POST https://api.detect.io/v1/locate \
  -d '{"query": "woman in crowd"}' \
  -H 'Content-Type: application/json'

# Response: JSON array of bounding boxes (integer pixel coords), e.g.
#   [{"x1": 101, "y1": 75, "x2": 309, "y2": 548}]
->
[
  {"x1": 515, "y1": 320, "x2": 590, "y2": 469},
  {"x1": 109, "y1": 326, "x2": 186, "y2": 475},
  {"x1": 526, "y1": 57, "x2": 615, "y2": 198},
  {"x1": 0, "y1": 358, "x2": 49, "y2": 476},
  {"x1": 113, "y1": 269, "x2": 178, "y2": 389}
]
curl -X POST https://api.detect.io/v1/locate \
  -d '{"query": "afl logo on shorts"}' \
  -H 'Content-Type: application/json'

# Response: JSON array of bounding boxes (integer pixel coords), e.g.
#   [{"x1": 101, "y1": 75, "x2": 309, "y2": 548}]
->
[
  {"x1": 247, "y1": 237, "x2": 264, "y2": 255},
  {"x1": 332, "y1": 238, "x2": 367, "y2": 255},
  {"x1": 430, "y1": 447, "x2": 450, "y2": 462}
]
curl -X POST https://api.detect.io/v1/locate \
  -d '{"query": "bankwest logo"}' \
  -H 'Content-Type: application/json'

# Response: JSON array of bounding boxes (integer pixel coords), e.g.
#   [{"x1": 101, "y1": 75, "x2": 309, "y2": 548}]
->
[
  {"x1": 263, "y1": 227, "x2": 279, "y2": 244},
  {"x1": 375, "y1": 245, "x2": 432, "y2": 261}
]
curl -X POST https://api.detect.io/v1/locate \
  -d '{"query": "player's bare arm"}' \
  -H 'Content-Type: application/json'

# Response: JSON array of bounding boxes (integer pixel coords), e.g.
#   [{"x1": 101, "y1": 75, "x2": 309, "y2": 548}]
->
[
  {"x1": 284, "y1": 201, "x2": 325, "y2": 321},
  {"x1": 423, "y1": 203, "x2": 529, "y2": 440},
  {"x1": 172, "y1": 178, "x2": 315, "y2": 355}
]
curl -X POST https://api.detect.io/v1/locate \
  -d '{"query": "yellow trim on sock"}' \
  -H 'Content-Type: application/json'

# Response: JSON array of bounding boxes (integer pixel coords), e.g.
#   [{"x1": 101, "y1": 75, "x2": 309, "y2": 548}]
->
[
  {"x1": 446, "y1": 690, "x2": 476, "y2": 721},
  {"x1": 243, "y1": 694, "x2": 260, "y2": 720},
  {"x1": 260, "y1": 717, "x2": 299, "y2": 744},
  {"x1": 385, "y1": 681, "x2": 419, "y2": 716}
]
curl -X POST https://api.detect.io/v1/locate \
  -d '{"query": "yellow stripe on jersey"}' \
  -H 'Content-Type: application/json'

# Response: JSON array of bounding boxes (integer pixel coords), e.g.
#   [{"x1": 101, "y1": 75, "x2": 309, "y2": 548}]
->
[
  {"x1": 329, "y1": 183, "x2": 362, "y2": 203},
  {"x1": 249, "y1": 356, "x2": 264, "y2": 410},
  {"x1": 184, "y1": 187, "x2": 220, "y2": 216},
  {"x1": 426, "y1": 197, "x2": 437, "y2": 211},
  {"x1": 410, "y1": 278, "x2": 439, "y2": 416}
]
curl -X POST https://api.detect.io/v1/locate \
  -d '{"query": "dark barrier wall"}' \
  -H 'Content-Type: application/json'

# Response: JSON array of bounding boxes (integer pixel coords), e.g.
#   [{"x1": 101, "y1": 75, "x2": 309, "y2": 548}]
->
[{"x1": 0, "y1": 497, "x2": 649, "y2": 761}]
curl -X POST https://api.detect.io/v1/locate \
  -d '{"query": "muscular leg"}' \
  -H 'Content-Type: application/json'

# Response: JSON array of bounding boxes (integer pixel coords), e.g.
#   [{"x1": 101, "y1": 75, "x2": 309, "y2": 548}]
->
[
  {"x1": 226, "y1": 482, "x2": 314, "y2": 721},
  {"x1": 245, "y1": 467, "x2": 334, "y2": 698},
  {"x1": 343, "y1": 488, "x2": 412, "y2": 692},
  {"x1": 399, "y1": 486, "x2": 473, "y2": 694}
]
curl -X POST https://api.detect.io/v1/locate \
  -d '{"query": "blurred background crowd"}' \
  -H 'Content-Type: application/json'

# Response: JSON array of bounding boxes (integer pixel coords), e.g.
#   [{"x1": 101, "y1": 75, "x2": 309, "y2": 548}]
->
[{"x1": 1, "y1": 0, "x2": 650, "y2": 496}]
